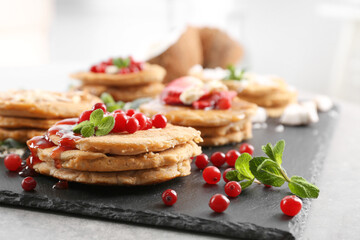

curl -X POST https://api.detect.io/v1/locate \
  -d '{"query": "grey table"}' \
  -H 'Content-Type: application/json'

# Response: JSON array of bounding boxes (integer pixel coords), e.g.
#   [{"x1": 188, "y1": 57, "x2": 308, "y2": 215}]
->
[{"x1": 0, "y1": 100, "x2": 359, "y2": 240}]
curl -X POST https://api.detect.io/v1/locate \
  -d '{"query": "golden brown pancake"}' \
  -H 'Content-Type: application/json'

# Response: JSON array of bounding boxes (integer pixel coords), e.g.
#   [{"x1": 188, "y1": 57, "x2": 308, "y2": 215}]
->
[
  {"x1": 0, "y1": 127, "x2": 45, "y2": 142},
  {"x1": 0, "y1": 116, "x2": 59, "y2": 129}
]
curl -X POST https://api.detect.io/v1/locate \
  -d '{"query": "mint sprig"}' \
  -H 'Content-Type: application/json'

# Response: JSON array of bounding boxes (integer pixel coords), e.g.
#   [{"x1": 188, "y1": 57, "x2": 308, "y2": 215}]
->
[
  {"x1": 227, "y1": 140, "x2": 320, "y2": 198},
  {"x1": 113, "y1": 57, "x2": 130, "y2": 69},
  {"x1": 73, "y1": 109, "x2": 115, "y2": 137},
  {"x1": 100, "y1": 92, "x2": 125, "y2": 112},
  {"x1": 223, "y1": 65, "x2": 246, "y2": 81}
]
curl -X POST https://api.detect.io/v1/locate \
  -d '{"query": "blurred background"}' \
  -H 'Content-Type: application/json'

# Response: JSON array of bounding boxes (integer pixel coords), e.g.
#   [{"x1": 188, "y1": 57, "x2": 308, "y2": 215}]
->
[{"x1": 0, "y1": 0, "x2": 359, "y2": 103}]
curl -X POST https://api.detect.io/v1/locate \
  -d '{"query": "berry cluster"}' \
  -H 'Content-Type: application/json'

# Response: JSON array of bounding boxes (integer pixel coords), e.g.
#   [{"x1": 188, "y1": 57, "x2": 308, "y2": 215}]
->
[{"x1": 89, "y1": 56, "x2": 143, "y2": 74}]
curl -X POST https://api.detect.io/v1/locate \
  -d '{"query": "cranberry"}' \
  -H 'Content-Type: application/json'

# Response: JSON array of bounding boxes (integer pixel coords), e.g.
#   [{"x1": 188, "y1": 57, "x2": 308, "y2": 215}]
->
[
  {"x1": 225, "y1": 150, "x2": 240, "y2": 167},
  {"x1": 209, "y1": 194, "x2": 230, "y2": 213},
  {"x1": 133, "y1": 113, "x2": 147, "y2": 130},
  {"x1": 92, "y1": 103, "x2": 107, "y2": 112},
  {"x1": 202, "y1": 166, "x2": 221, "y2": 184},
  {"x1": 223, "y1": 168, "x2": 235, "y2": 183},
  {"x1": 210, "y1": 152, "x2": 226, "y2": 167},
  {"x1": 224, "y1": 181, "x2": 242, "y2": 197},
  {"x1": 217, "y1": 97, "x2": 232, "y2": 110},
  {"x1": 125, "y1": 117, "x2": 139, "y2": 134},
  {"x1": 4, "y1": 154, "x2": 22, "y2": 171},
  {"x1": 78, "y1": 110, "x2": 93, "y2": 123},
  {"x1": 239, "y1": 143, "x2": 254, "y2": 155},
  {"x1": 280, "y1": 195, "x2": 303, "y2": 217},
  {"x1": 21, "y1": 177, "x2": 36, "y2": 191},
  {"x1": 90, "y1": 65, "x2": 97, "y2": 73},
  {"x1": 194, "y1": 154, "x2": 209, "y2": 170},
  {"x1": 152, "y1": 114, "x2": 167, "y2": 128},
  {"x1": 126, "y1": 109, "x2": 136, "y2": 117},
  {"x1": 112, "y1": 112, "x2": 127, "y2": 133},
  {"x1": 162, "y1": 189, "x2": 177, "y2": 206}
]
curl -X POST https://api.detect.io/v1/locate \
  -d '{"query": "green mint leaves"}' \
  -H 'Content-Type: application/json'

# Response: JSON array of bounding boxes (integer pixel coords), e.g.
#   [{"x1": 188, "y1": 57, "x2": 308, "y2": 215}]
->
[
  {"x1": 100, "y1": 93, "x2": 125, "y2": 112},
  {"x1": 223, "y1": 65, "x2": 246, "y2": 81},
  {"x1": 73, "y1": 109, "x2": 115, "y2": 137},
  {"x1": 113, "y1": 57, "x2": 130, "y2": 69},
  {"x1": 227, "y1": 140, "x2": 320, "y2": 198}
]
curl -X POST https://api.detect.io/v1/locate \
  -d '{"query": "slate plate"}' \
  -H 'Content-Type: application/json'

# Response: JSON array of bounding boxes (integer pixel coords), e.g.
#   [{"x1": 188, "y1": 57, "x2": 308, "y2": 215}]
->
[{"x1": 0, "y1": 109, "x2": 338, "y2": 240}]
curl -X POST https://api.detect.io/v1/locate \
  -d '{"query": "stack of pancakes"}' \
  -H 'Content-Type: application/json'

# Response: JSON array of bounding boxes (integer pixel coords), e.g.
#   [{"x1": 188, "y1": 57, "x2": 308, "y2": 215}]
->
[
  {"x1": 31, "y1": 124, "x2": 202, "y2": 185},
  {"x1": 0, "y1": 90, "x2": 100, "y2": 142},
  {"x1": 72, "y1": 63, "x2": 166, "y2": 102},
  {"x1": 140, "y1": 98, "x2": 257, "y2": 146}
]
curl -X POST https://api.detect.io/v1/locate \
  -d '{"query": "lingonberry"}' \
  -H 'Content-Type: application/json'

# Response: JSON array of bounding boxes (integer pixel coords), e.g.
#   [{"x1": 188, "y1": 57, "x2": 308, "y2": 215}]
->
[
  {"x1": 126, "y1": 109, "x2": 136, "y2": 117},
  {"x1": 92, "y1": 103, "x2": 107, "y2": 112},
  {"x1": 4, "y1": 154, "x2": 22, "y2": 171},
  {"x1": 280, "y1": 195, "x2": 303, "y2": 217},
  {"x1": 202, "y1": 166, "x2": 221, "y2": 184},
  {"x1": 223, "y1": 168, "x2": 235, "y2": 183},
  {"x1": 152, "y1": 114, "x2": 167, "y2": 128},
  {"x1": 162, "y1": 189, "x2": 177, "y2": 206},
  {"x1": 21, "y1": 177, "x2": 37, "y2": 191},
  {"x1": 209, "y1": 194, "x2": 230, "y2": 213},
  {"x1": 239, "y1": 143, "x2": 254, "y2": 155},
  {"x1": 133, "y1": 112, "x2": 147, "y2": 130},
  {"x1": 225, "y1": 150, "x2": 240, "y2": 167},
  {"x1": 78, "y1": 110, "x2": 93, "y2": 123},
  {"x1": 210, "y1": 152, "x2": 226, "y2": 167},
  {"x1": 194, "y1": 154, "x2": 209, "y2": 170},
  {"x1": 224, "y1": 181, "x2": 242, "y2": 197},
  {"x1": 125, "y1": 117, "x2": 139, "y2": 134},
  {"x1": 112, "y1": 112, "x2": 127, "y2": 133}
]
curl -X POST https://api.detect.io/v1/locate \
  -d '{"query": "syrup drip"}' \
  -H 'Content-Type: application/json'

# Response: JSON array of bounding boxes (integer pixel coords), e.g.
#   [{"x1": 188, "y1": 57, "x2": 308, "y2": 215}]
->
[{"x1": 52, "y1": 180, "x2": 69, "y2": 189}]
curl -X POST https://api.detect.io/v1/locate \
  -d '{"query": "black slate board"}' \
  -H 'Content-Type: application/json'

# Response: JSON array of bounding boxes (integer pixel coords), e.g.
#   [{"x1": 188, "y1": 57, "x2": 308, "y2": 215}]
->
[{"x1": 0, "y1": 109, "x2": 339, "y2": 240}]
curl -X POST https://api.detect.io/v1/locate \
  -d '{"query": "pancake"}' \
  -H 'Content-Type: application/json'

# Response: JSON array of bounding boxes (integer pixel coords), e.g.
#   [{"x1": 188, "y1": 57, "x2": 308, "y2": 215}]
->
[
  {"x1": 238, "y1": 90, "x2": 297, "y2": 108},
  {"x1": 0, "y1": 116, "x2": 59, "y2": 129},
  {"x1": 49, "y1": 124, "x2": 202, "y2": 156},
  {"x1": 79, "y1": 82, "x2": 164, "y2": 102},
  {"x1": 0, "y1": 90, "x2": 100, "y2": 119},
  {"x1": 195, "y1": 120, "x2": 247, "y2": 137},
  {"x1": 33, "y1": 159, "x2": 191, "y2": 185},
  {"x1": 36, "y1": 141, "x2": 201, "y2": 172},
  {"x1": 140, "y1": 98, "x2": 257, "y2": 127},
  {"x1": 0, "y1": 127, "x2": 45, "y2": 142},
  {"x1": 71, "y1": 63, "x2": 166, "y2": 87}
]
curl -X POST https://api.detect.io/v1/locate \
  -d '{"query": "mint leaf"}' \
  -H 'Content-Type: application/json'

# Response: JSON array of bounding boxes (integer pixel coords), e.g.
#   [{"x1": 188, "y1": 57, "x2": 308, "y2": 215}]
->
[
  {"x1": 73, "y1": 120, "x2": 90, "y2": 133},
  {"x1": 81, "y1": 124, "x2": 95, "y2": 137},
  {"x1": 95, "y1": 116, "x2": 115, "y2": 136},
  {"x1": 240, "y1": 179, "x2": 254, "y2": 189},
  {"x1": 113, "y1": 57, "x2": 130, "y2": 68},
  {"x1": 90, "y1": 109, "x2": 104, "y2": 126},
  {"x1": 223, "y1": 65, "x2": 246, "y2": 81},
  {"x1": 225, "y1": 170, "x2": 244, "y2": 182},
  {"x1": 235, "y1": 153, "x2": 254, "y2": 180},
  {"x1": 262, "y1": 143, "x2": 275, "y2": 161},
  {"x1": 249, "y1": 157, "x2": 286, "y2": 187},
  {"x1": 101, "y1": 92, "x2": 115, "y2": 105},
  {"x1": 289, "y1": 176, "x2": 320, "y2": 198},
  {"x1": 273, "y1": 140, "x2": 285, "y2": 165}
]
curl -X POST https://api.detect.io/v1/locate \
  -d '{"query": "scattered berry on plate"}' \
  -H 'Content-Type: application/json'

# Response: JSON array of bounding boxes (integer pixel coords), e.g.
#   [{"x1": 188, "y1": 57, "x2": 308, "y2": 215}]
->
[
  {"x1": 225, "y1": 150, "x2": 240, "y2": 167},
  {"x1": 210, "y1": 152, "x2": 226, "y2": 167},
  {"x1": 21, "y1": 177, "x2": 37, "y2": 191},
  {"x1": 239, "y1": 143, "x2": 254, "y2": 155},
  {"x1": 162, "y1": 189, "x2": 177, "y2": 206},
  {"x1": 195, "y1": 154, "x2": 209, "y2": 170},
  {"x1": 224, "y1": 181, "x2": 242, "y2": 197},
  {"x1": 4, "y1": 154, "x2": 22, "y2": 171},
  {"x1": 209, "y1": 194, "x2": 230, "y2": 213},
  {"x1": 222, "y1": 168, "x2": 235, "y2": 183},
  {"x1": 203, "y1": 166, "x2": 221, "y2": 184},
  {"x1": 280, "y1": 195, "x2": 303, "y2": 216}
]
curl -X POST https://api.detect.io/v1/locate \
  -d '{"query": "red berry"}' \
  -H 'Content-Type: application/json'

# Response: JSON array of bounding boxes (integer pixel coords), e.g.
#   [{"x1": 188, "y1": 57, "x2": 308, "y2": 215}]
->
[
  {"x1": 280, "y1": 195, "x2": 303, "y2": 217},
  {"x1": 113, "y1": 109, "x2": 124, "y2": 114},
  {"x1": 133, "y1": 113, "x2": 147, "y2": 130},
  {"x1": 209, "y1": 194, "x2": 230, "y2": 213},
  {"x1": 194, "y1": 154, "x2": 209, "y2": 170},
  {"x1": 90, "y1": 65, "x2": 97, "y2": 73},
  {"x1": 264, "y1": 184, "x2": 272, "y2": 188},
  {"x1": 202, "y1": 166, "x2": 221, "y2": 184},
  {"x1": 210, "y1": 152, "x2": 226, "y2": 167},
  {"x1": 239, "y1": 143, "x2": 254, "y2": 155},
  {"x1": 126, "y1": 109, "x2": 136, "y2": 117},
  {"x1": 144, "y1": 119, "x2": 152, "y2": 130},
  {"x1": 92, "y1": 103, "x2": 107, "y2": 112},
  {"x1": 112, "y1": 112, "x2": 128, "y2": 133},
  {"x1": 78, "y1": 110, "x2": 93, "y2": 123},
  {"x1": 96, "y1": 64, "x2": 106, "y2": 73},
  {"x1": 21, "y1": 177, "x2": 36, "y2": 191},
  {"x1": 224, "y1": 181, "x2": 242, "y2": 197},
  {"x1": 152, "y1": 114, "x2": 167, "y2": 128},
  {"x1": 125, "y1": 117, "x2": 139, "y2": 134},
  {"x1": 217, "y1": 97, "x2": 232, "y2": 110},
  {"x1": 162, "y1": 189, "x2": 177, "y2": 206},
  {"x1": 223, "y1": 167, "x2": 235, "y2": 183},
  {"x1": 225, "y1": 150, "x2": 240, "y2": 167},
  {"x1": 4, "y1": 154, "x2": 22, "y2": 171}
]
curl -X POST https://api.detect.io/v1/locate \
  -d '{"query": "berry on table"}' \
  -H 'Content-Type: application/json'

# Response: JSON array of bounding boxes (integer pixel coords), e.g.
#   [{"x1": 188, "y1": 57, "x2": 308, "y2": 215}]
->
[
  {"x1": 202, "y1": 166, "x2": 221, "y2": 184},
  {"x1": 21, "y1": 177, "x2": 37, "y2": 191},
  {"x1": 152, "y1": 114, "x2": 167, "y2": 128},
  {"x1": 225, "y1": 150, "x2": 240, "y2": 167},
  {"x1": 209, "y1": 194, "x2": 230, "y2": 213},
  {"x1": 4, "y1": 154, "x2": 22, "y2": 171},
  {"x1": 162, "y1": 189, "x2": 177, "y2": 206},
  {"x1": 92, "y1": 103, "x2": 107, "y2": 112},
  {"x1": 78, "y1": 110, "x2": 93, "y2": 123},
  {"x1": 280, "y1": 195, "x2": 303, "y2": 216},
  {"x1": 224, "y1": 181, "x2": 242, "y2": 197},
  {"x1": 195, "y1": 154, "x2": 209, "y2": 170},
  {"x1": 125, "y1": 117, "x2": 139, "y2": 134},
  {"x1": 222, "y1": 167, "x2": 235, "y2": 183},
  {"x1": 210, "y1": 152, "x2": 226, "y2": 167},
  {"x1": 239, "y1": 143, "x2": 254, "y2": 155}
]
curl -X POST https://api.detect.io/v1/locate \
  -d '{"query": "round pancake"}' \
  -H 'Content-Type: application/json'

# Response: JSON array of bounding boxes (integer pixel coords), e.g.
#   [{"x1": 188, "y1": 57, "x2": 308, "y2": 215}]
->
[
  {"x1": 0, "y1": 90, "x2": 100, "y2": 119},
  {"x1": 71, "y1": 63, "x2": 166, "y2": 87},
  {"x1": 33, "y1": 159, "x2": 191, "y2": 185},
  {"x1": 49, "y1": 124, "x2": 202, "y2": 156},
  {"x1": 36, "y1": 141, "x2": 201, "y2": 172},
  {"x1": 238, "y1": 90, "x2": 297, "y2": 108},
  {"x1": 0, "y1": 116, "x2": 59, "y2": 129},
  {"x1": 0, "y1": 127, "x2": 45, "y2": 142},
  {"x1": 140, "y1": 98, "x2": 257, "y2": 127},
  {"x1": 79, "y1": 82, "x2": 164, "y2": 102},
  {"x1": 195, "y1": 120, "x2": 247, "y2": 137}
]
